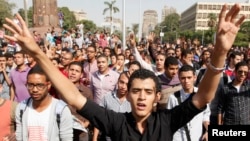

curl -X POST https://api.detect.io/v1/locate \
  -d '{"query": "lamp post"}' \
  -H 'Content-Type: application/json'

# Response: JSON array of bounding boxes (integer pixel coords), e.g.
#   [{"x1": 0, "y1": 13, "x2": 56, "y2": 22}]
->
[
  {"x1": 138, "y1": 0, "x2": 142, "y2": 42},
  {"x1": 159, "y1": 26, "x2": 166, "y2": 44},
  {"x1": 24, "y1": 0, "x2": 28, "y2": 26},
  {"x1": 122, "y1": 0, "x2": 126, "y2": 50}
]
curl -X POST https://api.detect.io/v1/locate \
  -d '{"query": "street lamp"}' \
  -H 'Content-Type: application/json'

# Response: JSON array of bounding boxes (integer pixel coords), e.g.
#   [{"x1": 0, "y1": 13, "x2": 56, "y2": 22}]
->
[
  {"x1": 24, "y1": 0, "x2": 28, "y2": 26},
  {"x1": 159, "y1": 26, "x2": 166, "y2": 44}
]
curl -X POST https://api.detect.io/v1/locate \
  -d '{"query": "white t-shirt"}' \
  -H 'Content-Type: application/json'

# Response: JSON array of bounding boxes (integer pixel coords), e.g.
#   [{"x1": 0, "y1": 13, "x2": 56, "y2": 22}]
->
[{"x1": 27, "y1": 100, "x2": 52, "y2": 141}]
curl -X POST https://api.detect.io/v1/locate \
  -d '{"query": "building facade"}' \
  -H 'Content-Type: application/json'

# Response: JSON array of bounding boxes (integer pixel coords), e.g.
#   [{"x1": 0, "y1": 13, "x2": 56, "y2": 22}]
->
[
  {"x1": 73, "y1": 10, "x2": 88, "y2": 21},
  {"x1": 101, "y1": 17, "x2": 122, "y2": 31},
  {"x1": 180, "y1": 2, "x2": 250, "y2": 31},
  {"x1": 161, "y1": 6, "x2": 177, "y2": 22},
  {"x1": 142, "y1": 10, "x2": 158, "y2": 36}
]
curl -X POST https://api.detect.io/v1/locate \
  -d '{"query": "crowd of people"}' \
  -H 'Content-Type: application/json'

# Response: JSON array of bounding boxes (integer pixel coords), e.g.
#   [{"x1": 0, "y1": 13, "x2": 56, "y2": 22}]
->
[{"x1": 0, "y1": 3, "x2": 248, "y2": 141}]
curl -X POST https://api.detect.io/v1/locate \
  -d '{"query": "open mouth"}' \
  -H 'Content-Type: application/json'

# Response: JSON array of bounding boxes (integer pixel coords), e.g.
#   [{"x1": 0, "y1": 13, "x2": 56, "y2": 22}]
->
[{"x1": 137, "y1": 103, "x2": 146, "y2": 110}]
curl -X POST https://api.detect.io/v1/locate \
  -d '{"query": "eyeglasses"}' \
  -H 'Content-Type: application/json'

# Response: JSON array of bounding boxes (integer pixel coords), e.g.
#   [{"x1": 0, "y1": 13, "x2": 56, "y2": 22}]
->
[
  {"x1": 26, "y1": 83, "x2": 48, "y2": 90},
  {"x1": 167, "y1": 53, "x2": 175, "y2": 56},
  {"x1": 237, "y1": 70, "x2": 248, "y2": 75}
]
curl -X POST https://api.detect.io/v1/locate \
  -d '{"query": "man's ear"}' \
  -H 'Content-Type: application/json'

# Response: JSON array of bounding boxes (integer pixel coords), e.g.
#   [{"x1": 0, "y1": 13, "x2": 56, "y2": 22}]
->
[{"x1": 155, "y1": 92, "x2": 161, "y2": 103}]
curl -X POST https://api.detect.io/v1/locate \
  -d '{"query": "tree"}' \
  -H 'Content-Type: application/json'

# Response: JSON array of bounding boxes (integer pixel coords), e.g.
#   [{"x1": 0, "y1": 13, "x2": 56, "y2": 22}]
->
[
  {"x1": 131, "y1": 24, "x2": 139, "y2": 37},
  {"x1": 207, "y1": 13, "x2": 217, "y2": 30},
  {"x1": 103, "y1": 0, "x2": 119, "y2": 34},
  {"x1": 58, "y1": 7, "x2": 76, "y2": 30},
  {"x1": 77, "y1": 20, "x2": 97, "y2": 33},
  {"x1": 18, "y1": 7, "x2": 33, "y2": 27},
  {"x1": 0, "y1": 0, "x2": 16, "y2": 28},
  {"x1": 160, "y1": 13, "x2": 180, "y2": 32}
]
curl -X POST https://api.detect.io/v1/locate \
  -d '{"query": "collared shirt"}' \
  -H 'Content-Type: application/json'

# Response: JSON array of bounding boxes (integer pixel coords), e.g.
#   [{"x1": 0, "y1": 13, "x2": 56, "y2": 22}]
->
[
  {"x1": 78, "y1": 97, "x2": 205, "y2": 141},
  {"x1": 83, "y1": 60, "x2": 98, "y2": 80},
  {"x1": 10, "y1": 66, "x2": 31, "y2": 102},
  {"x1": 0, "y1": 68, "x2": 11, "y2": 99},
  {"x1": 158, "y1": 73, "x2": 180, "y2": 90},
  {"x1": 217, "y1": 80, "x2": 250, "y2": 125},
  {"x1": 167, "y1": 88, "x2": 211, "y2": 141},
  {"x1": 90, "y1": 69, "x2": 119, "y2": 104},
  {"x1": 99, "y1": 91, "x2": 131, "y2": 113}
]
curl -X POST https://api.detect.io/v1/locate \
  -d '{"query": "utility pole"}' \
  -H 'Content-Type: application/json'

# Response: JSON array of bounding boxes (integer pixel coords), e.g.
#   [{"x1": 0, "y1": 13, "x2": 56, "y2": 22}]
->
[{"x1": 24, "y1": 0, "x2": 28, "y2": 26}]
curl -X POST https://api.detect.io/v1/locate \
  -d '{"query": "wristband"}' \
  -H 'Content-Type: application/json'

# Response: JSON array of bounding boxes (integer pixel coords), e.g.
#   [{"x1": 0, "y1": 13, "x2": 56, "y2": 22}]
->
[{"x1": 207, "y1": 61, "x2": 225, "y2": 73}]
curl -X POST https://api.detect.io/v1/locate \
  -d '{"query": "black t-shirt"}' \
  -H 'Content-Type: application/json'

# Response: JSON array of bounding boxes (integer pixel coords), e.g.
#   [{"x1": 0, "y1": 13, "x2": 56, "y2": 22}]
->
[{"x1": 78, "y1": 96, "x2": 205, "y2": 141}]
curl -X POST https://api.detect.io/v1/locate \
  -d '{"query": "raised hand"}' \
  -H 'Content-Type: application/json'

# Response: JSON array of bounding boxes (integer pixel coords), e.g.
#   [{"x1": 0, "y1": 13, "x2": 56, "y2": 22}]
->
[
  {"x1": 216, "y1": 4, "x2": 245, "y2": 52},
  {"x1": 129, "y1": 32, "x2": 136, "y2": 48},
  {"x1": 3, "y1": 13, "x2": 40, "y2": 55},
  {"x1": 147, "y1": 32, "x2": 155, "y2": 44}
]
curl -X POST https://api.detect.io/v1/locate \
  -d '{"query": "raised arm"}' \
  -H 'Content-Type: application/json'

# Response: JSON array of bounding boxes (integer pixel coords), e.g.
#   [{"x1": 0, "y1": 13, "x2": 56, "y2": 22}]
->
[
  {"x1": 192, "y1": 3, "x2": 245, "y2": 109},
  {"x1": 3, "y1": 14, "x2": 86, "y2": 110}
]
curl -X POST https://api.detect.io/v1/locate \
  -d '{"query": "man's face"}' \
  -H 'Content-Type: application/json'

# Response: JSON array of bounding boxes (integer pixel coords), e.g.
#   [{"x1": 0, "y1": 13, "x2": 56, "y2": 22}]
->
[
  {"x1": 233, "y1": 55, "x2": 242, "y2": 66},
  {"x1": 127, "y1": 78, "x2": 160, "y2": 119},
  {"x1": 182, "y1": 54, "x2": 193, "y2": 65},
  {"x1": 165, "y1": 64, "x2": 179, "y2": 78},
  {"x1": 14, "y1": 53, "x2": 25, "y2": 66},
  {"x1": 128, "y1": 64, "x2": 140, "y2": 75},
  {"x1": 6, "y1": 57, "x2": 14, "y2": 67},
  {"x1": 86, "y1": 47, "x2": 96, "y2": 60},
  {"x1": 117, "y1": 55, "x2": 125, "y2": 66},
  {"x1": 104, "y1": 49, "x2": 111, "y2": 57},
  {"x1": 175, "y1": 48, "x2": 181, "y2": 57},
  {"x1": 202, "y1": 51, "x2": 211, "y2": 61},
  {"x1": 166, "y1": 50, "x2": 175, "y2": 57},
  {"x1": 68, "y1": 64, "x2": 83, "y2": 83},
  {"x1": 117, "y1": 73, "x2": 129, "y2": 96},
  {"x1": 235, "y1": 66, "x2": 248, "y2": 83},
  {"x1": 129, "y1": 56, "x2": 135, "y2": 63},
  {"x1": 0, "y1": 57, "x2": 7, "y2": 68},
  {"x1": 179, "y1": 71, "x2": 196, "y2": 92},
  {"x1": 97, "y1": 57, "x2": 109, "y2": 74},
  {"x1": 27, "y1": 74, "x2": 51, "y2": 101},
  {"x1": 155, "y1": 55, "x2": 165, "y2": 70},
  {"x1": 26, "y1": 55, "x2": 34, "y2": 64},
  {"x1": 61, "y1": 53, "x2": 72, "y2": 67},
  {"x1": 125, "y1": 50, "x2": 131, "y2": 58}
]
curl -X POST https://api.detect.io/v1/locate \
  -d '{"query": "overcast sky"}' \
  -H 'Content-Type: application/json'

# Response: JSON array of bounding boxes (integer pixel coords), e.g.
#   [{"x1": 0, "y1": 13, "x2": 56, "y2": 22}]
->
[{"x1": 9, "y1": 0, "x2": 248, "y2": 27}]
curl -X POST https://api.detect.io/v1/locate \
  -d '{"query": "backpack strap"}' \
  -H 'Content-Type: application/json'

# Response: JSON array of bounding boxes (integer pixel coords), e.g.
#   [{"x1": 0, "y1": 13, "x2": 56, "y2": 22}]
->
[
  {"x1": 19, "y1": 97, "x2": 32, "y2": 123},
  {"x1": 174, "y1": 91, "x2": 192, "y2": 141},
  {"x1": 55, "y1": 100, "x2": 67, "y2": 129}
]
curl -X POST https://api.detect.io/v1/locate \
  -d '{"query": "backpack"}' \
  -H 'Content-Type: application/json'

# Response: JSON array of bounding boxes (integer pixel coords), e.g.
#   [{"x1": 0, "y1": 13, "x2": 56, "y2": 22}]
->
[{"x1": 19, "y1": 97, "x2": 67, "y2": 129}]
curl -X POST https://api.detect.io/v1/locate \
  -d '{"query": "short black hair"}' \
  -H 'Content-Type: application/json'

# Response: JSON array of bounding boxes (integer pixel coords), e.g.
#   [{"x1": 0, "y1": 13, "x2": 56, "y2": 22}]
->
[
  {"x1": 164, "y1": 56, "x2": 179, "y2": 68},
  {"x1": 128, "y1": 61, "x2": 141, "y2": 69},
  {"x1": 68, "y1": 61, "x2": 83, "y2": 73},
  {"x1": 128, "y1": 69, "x2": 161, "y2": 93},
  {"x1": 235, "y1": 61, "x2": 248, "y2": 71},
  {"x1": 178, "y1": 65, "x2": 195, "y2": 75},
  {"x1": 27, "y1": 65, "x2": 49, "y2": 81}
]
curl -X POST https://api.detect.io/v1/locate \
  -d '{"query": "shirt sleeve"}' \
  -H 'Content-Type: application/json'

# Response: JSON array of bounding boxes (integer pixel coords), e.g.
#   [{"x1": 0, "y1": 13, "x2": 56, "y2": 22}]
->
[
  {"x1": 77, "y1": 99, "x2": 125, "y2": 135},
  {"x1": 169, "y1": 96, "x2": 206, "y2": 133},
  {"x1": 60, "y1": 106, "x2": 73, "y2": 141}
]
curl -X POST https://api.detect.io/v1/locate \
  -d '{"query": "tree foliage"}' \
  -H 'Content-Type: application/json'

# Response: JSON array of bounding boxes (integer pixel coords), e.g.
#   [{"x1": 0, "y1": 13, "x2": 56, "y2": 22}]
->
[
  {"x1": 160, "y1": 13, "x2": 180, "y2": 32},
  {"x1": 77, "y1": 20, "x2": 97, "y2": 33},
  {"x1": 131, "y1": 24, "x2": 139, "y2": 37},
  {"x1": 18, "y1": 7, "x2": 33, "y2": 27},
  {"x1": 58, "y1": 7, "x2": 76, "y2": 30},
  {"x1": 0, "y1": 0, "x2": 16, "y2": 28}
]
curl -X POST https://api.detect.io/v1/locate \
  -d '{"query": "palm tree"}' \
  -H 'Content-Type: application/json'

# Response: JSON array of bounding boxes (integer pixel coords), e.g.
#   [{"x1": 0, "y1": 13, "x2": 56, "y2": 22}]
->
[
  {"x1": 131, "y1": 24, "x2": 139, "y2": 38},
  {"x1": 207, "y1": 13, "x2": 217, "y2": 30},
  {"x1": 103, "y1": 0, "x2": 119, "y2": 34}
]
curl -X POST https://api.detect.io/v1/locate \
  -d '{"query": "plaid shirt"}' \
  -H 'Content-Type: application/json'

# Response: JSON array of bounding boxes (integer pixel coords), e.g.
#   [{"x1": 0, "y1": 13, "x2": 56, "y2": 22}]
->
[{"x1": 217, "y1": 80, "x2": 250, "y2": 125}]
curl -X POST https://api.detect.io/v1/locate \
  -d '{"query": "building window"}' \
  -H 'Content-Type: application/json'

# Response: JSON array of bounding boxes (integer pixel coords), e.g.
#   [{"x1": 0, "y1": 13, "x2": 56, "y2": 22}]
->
[
  {"x1": 204, "y1": 5, "x2": 207, "y2": 10},
  {"x1": 199, "y1": 4, "x2": 203, "y2": 10}
]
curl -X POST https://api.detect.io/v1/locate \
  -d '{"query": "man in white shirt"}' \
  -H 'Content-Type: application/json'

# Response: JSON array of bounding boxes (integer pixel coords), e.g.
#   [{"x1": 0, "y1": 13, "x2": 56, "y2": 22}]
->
[{"x1": 167, "y1": 65, "x2": 210, "y2": 141}]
